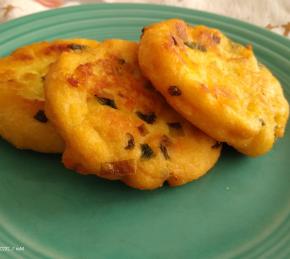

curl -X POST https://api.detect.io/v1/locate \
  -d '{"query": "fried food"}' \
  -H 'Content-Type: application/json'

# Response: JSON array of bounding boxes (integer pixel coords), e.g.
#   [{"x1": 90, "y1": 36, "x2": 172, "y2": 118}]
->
[
  {"x1": 45, "y1": 39, "x2": 221, "y2": 189},
  {"x1": 0, "y1": 39, "x2": 99, "y2": 153},
  {"x1": 138, "y1": 19, "x2": 289, "y2": 156}
]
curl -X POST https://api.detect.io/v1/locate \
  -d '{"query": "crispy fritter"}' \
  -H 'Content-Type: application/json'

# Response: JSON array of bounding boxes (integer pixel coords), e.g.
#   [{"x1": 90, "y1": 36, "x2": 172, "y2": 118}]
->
[
  {"x1": 45, "y1": 39, "x2": 221, "y2": 189},
  {"x1": 0, "y1": 39, "x2": 99, "y2": 153},
  {"x1": 138, "y1": 19, "x2": 289, "y2": 156}
]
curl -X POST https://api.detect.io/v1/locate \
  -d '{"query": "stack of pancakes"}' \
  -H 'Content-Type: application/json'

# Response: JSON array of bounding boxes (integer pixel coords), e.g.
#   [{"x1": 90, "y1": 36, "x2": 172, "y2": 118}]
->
[{"x1": 0, "y1": 19, "x2": 288, "y2": 189}]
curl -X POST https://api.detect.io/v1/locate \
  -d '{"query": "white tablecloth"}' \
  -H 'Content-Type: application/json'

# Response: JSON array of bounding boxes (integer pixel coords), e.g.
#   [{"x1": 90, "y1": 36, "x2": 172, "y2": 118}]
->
[{"x1": 1, "y1": 0, "x2": 290, "y2": 38}]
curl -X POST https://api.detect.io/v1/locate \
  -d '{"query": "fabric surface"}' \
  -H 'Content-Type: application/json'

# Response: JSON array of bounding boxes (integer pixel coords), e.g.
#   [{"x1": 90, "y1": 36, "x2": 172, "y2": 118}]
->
[{"x1": 0, "y1": 0, "x2": 290, "y2": 38}]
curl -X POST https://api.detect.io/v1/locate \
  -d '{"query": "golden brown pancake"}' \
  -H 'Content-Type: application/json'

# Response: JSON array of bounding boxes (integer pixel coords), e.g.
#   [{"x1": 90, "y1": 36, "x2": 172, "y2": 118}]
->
[
  {"x1": 0, "y1": 39, "x2": 99, "y2": 153},
  {"x1": 138, "y1": 19, "x2": 289, "y2": 156},
  {"x1": 45, "y1": 39, "x2": 221, "y2": 189}
]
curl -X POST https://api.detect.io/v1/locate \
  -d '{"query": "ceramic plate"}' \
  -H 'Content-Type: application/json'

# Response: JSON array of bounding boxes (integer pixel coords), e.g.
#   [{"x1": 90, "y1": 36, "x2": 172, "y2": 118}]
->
[{"x1": 0, "y1": 4, "x2": 289, "y2": 259}]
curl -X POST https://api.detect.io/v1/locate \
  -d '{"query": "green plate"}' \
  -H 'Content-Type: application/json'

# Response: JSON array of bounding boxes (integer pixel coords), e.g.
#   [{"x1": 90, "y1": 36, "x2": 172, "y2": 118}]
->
[{"x1": 0, "y1": 4, "x2": 289, "y2": 259}]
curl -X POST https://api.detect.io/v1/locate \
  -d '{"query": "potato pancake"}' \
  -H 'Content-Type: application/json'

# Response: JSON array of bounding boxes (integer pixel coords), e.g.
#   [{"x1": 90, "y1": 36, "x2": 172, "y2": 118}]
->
[
  {"x1": 138, "y1": 19, "x2": 289, "y2": 156},
  {"x1": 0, "y1": 39, "x2": 99, "y2": 153},
  {"x1": 45, "y1": 39, "x2": 221, "y2": 189}
]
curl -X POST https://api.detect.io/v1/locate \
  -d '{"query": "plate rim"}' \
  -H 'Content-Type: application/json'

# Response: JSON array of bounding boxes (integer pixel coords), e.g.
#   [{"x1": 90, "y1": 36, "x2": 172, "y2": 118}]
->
[{"x1": 0, "y1": 3, "x2": 289, "y2": 47}]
